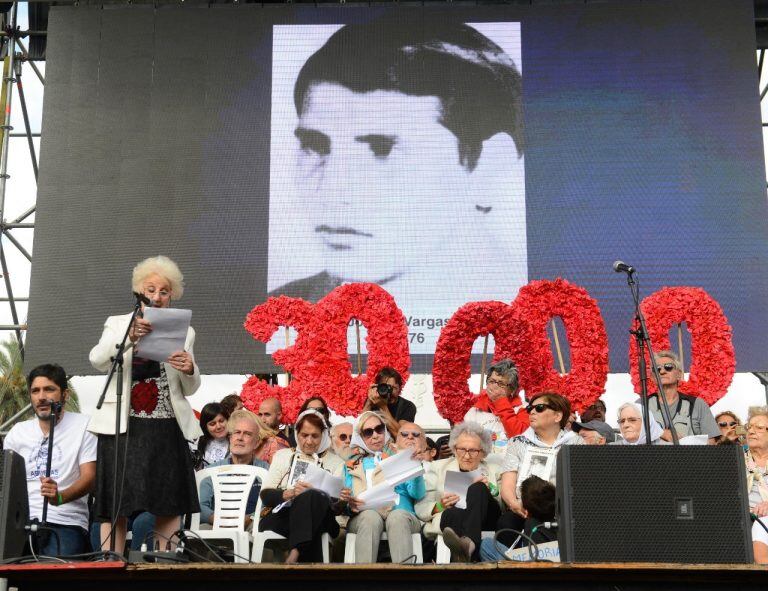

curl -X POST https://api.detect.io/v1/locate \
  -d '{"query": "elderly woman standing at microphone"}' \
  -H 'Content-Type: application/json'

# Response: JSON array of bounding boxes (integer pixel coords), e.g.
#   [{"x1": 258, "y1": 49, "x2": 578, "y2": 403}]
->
[{"x1": 88, "y1": 256, "x2": 202, "y2": 552}]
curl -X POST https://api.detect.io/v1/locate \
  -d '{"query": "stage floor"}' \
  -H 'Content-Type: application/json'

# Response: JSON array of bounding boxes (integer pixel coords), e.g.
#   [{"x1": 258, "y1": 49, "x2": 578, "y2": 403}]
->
[{"x1": 1, "y1": 561, "x2": 766, "y2": 590}]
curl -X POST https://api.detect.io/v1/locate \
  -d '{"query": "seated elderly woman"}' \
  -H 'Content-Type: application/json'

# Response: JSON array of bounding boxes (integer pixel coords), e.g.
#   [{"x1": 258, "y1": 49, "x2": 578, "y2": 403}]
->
[
  {"x1": 744, "y1": 406, "x2": 768, "y2": 564},
  {"x1": 258, "y1": 410, "x2": 345, "y2": 563},
  {"x1": 415, "y1": 421, "x2": 502, "y2": 562},
  {"x1": 343, "y1": 411, "x2": 426, "y2": 563},
  {"x1": 497, "y1": 392, "x2": 582, "y2": 546},
  {"x1": 612, "y1": 402, "x2": 667, "y2": 445}
]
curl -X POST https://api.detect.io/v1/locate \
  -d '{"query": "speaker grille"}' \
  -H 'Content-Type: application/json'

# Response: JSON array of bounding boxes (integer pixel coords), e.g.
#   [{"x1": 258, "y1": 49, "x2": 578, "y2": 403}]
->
[{"x1": 558, "y1": 446, "x2": 752, "y2": 563}]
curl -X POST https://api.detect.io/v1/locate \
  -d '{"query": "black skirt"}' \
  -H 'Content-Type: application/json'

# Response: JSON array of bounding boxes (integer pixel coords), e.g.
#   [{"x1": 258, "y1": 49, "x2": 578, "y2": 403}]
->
[{"x1": 94, "y1": 417, "x2": 200, "y2": 520}]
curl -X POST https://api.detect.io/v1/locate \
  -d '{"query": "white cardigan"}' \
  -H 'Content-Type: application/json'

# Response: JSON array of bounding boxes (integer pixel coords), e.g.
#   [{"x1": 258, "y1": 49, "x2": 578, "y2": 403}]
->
[{"x1": 87, "y1": 313, "x2": 203, "y2": 440}]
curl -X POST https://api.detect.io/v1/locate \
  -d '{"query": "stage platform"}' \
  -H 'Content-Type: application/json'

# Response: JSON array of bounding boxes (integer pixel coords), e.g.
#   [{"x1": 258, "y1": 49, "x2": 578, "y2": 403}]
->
[{"x1": 1, "y1": 561, "x2": 766, "y2": 590}]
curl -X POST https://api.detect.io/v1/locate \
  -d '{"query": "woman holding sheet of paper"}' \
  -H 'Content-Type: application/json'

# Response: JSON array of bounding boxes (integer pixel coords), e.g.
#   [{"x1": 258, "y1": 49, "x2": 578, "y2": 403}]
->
[
  {"x1": 258, "y1": 409, "x2": 345, "y2": 563},
  {"x1": 88, "y1": 255, "x2": 202, "y2": 552},
  {"x1": 343, "y1": 411, "x2": 426, "y2": 563},
  {"x1": 415, "y1": 421, "x2": 502, "y2": 562}
]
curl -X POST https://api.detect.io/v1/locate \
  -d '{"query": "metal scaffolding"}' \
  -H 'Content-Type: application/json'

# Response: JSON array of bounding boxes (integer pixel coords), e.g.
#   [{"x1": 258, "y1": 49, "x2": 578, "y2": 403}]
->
[{"x1": 0, "y1": 2, "x2": 44, "y2": 359}]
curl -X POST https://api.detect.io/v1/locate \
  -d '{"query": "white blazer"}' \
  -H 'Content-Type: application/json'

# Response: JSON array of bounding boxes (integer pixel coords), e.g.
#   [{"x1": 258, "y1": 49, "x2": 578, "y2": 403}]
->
[{"x1": 87, "y1": 313, "x2": 203, "y2": 440}]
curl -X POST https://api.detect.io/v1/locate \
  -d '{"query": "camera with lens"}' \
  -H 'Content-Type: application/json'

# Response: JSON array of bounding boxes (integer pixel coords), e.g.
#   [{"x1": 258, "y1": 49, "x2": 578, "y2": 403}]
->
[{"x1": 376, "y1": 382, "x2": 393, "y2": 401}]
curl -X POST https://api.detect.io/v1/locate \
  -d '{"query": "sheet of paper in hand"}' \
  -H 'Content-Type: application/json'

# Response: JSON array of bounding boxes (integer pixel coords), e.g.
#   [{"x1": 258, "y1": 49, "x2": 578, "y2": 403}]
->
[
  {"x1": 444, "y1": 469, "x2": 483, "y2": 509},
  {"x1": 379, "y1": 449, "x2": 424, "y2": 487},
  {"x1": 138, "y1": 307, "x2": 192, "y2": 362},
  {"x1": 302, "y1": 462, "x2": 344, "y2": 498},
  {"x1": 357, "y1": 483, "x2": 398, "y2": 511}
]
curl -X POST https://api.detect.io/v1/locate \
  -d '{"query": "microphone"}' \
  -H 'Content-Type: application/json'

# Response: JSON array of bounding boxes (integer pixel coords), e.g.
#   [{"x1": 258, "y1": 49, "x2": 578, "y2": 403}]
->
[
  {"x1": 613, "y1": 260, "x2": 635, "y2": 274},
  {"x1": 40, "y1": 399, "x2": 62, "y2": 414},
  {"x1": 133, "y1": 292, "x2": 152, "y2": 307}
]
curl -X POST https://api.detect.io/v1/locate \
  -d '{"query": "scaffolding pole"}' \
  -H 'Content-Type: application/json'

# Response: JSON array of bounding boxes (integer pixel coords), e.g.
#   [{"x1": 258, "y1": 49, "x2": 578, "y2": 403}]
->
[{"x1": 0, "y1": 3, "x2": 31, "y2": 357}]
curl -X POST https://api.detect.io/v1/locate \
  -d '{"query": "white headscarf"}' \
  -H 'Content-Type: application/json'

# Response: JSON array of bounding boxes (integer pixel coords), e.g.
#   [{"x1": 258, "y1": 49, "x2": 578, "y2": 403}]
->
[
  {"x1": 350, "y1": 411, "x2": 392, "y2": 456},
  {"x1": 295, "y1": 409, "x2": 332, "y2": 455},
  {"x1": 617, "y1": 402, "x2": 664, "y2": 445}
]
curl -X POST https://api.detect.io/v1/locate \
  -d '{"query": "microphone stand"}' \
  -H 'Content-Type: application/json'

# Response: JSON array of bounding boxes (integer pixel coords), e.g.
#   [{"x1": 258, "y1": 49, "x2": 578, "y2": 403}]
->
[
  {"x1": 94, "y1": 293, "x2": 144, "y2": 552},
  {"x1": 624, "y1": 270, "x2": 679, "y2": 446},
  {"x1": 40, "y1": 401, "x2": 63, "y2": 525}
]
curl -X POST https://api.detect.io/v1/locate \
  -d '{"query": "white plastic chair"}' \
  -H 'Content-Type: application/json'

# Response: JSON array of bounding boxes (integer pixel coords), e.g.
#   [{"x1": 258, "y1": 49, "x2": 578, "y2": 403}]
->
[
  {"x1": 435, "y1": 530, "x2": 494, "y2": 563},
  {"x1": 191, "y1": 464, "x2": 266, "y2": 563},
  {"x1": 188, "y1": 467, "x2": 211, "y2": 531},
  {"x1": 250, "y1": 494, "x2": 332, "y2": 563},
  {"x1": 343, "y1": 531, "x2": 423, "y2": 564}
]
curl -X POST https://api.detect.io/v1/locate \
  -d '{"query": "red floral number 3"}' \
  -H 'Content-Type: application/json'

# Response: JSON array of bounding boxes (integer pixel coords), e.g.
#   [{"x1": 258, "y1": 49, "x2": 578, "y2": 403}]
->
[{"x1": 241, "y1": 284, "x2": 410, "y2": 422}]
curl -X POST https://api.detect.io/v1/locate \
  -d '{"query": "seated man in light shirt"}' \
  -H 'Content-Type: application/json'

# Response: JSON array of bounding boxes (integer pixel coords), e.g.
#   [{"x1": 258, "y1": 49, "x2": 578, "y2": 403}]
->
[
  {"x1": 199, "y1": 409, "x2": 268, "y2": 531},
  {"x1": 4, "y1": 363, "x2": 97, "y2": 556}
]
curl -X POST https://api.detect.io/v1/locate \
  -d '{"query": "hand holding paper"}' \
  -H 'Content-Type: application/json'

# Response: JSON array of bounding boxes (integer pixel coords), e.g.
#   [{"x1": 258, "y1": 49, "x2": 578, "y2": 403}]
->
[
  {"x1": 444, "y1": 469, "x2": 483, "y2": 509},
  {"x1": 379, "y1": 449, "x2": 424, "y2": 487},
  {"x1": 357, "y1": 484, "x2": 398, "y2": 510},
  {"x1": 300, "y1": 463, "x2": 344, "y2": 498},
  {"x1": 138, "y1": 307, "x2": 192, "y2": 363}
]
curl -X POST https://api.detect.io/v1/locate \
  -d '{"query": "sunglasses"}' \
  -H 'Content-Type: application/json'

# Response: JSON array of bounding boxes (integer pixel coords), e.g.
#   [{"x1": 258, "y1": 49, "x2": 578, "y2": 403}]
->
[
  {"x1": 399, "y1": 430, "x2": 422, "y2": 439},
  {"x1": 361, "y1": 423, "x2": 386, "y2": 438},
  {"x1": 656, "y1": 363, "x2": 677, "y2": 372},
  {"x1": 526, "y1": 403, "x2": 553, "y2": 414},
  {"x1": 337, "y1": 433, "x2": 350, "y2": 442},
  {"x1": 718, "y1": 421, "x2": 737, "y2": 428}
]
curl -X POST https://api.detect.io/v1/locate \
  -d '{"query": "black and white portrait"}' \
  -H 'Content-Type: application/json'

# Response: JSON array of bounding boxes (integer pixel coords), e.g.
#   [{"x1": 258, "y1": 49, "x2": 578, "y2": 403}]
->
[
  {"x1": 268, "y1": 18, "x2": 526, "y2": 353},
  {"x1": 518, "y1": 447, "x2": 556, "y2": 487}
]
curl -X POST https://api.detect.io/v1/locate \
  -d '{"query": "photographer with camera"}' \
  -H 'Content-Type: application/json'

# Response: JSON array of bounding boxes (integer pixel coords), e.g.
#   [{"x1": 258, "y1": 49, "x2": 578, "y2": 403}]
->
[{"x1": 362, "y1": 367, "x2": 416, "y2": 437}]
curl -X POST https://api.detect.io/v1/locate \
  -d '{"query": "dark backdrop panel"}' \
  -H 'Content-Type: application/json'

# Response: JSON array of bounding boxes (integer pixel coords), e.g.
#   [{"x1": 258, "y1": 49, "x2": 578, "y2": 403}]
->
[{"x1": 25, "y1": 0, "x2": 768, "y2": 376}]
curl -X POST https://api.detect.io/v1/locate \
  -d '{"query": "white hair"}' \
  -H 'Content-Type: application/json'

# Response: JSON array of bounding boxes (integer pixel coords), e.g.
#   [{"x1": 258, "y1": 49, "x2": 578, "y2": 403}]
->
[
  {"x1": 617, "y1": 402, "x2": 642, "y2": 421},
  {"x1": 653, "y1": 350, "x2": 681, "y2": 371},
  {"x1": 448, "y1": 421, "x2": 492, "y2": 455},
  {"x1": 132, "y1": 255, "x2": 185, "y2": 300},
  {"x1": 748, "y1": 406, "x2": 768, "y2": 423}
]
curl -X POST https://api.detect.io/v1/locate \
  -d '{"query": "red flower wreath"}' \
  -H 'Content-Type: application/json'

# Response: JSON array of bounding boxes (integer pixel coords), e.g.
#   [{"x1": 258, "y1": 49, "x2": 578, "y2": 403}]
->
[
  {"x1": 241, "y1": 285, "x2": 411, "y2": 422},
  {"x1": 240, "y1": 296, "x2": 316, "y2": 422},
  {"x1": 628, "y1": 286, "x2": 735, "y2": 405},
  {"x1": 432, "y1": 301, "x2": 512, "y2": 424},
  {"x1": 500, "y1": 278, "x2": 609, "y2": 413},
  {"x1": 302, "y1": 283, "x2": 411, "y2": 418}
]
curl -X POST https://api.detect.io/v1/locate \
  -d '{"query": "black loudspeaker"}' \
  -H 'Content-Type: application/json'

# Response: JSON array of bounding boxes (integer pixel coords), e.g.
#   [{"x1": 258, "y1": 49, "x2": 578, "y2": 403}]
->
[
  {"x1": 556, "y1": 445, "x2": 753, "y2": 563},
  {"x1": 0, "y1": 450, "x2": 29, "y2": 560}
]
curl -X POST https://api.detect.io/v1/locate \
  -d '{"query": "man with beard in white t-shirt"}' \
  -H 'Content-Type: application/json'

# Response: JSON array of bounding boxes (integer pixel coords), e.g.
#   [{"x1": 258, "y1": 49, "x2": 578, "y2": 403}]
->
[{"x1": 4, "y1": 364, "x2": 97, "y2": 556}]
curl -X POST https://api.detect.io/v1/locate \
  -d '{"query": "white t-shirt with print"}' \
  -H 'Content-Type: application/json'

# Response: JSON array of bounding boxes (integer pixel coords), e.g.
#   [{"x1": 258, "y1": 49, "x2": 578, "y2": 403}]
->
[{"x1": 4, "y1": 412, "x2": 97, "y2": 530}]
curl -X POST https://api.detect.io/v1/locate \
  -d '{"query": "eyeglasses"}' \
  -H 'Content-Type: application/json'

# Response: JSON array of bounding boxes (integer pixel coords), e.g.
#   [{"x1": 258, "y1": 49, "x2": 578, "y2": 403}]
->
[
  {"x1": 526, "y1": 403, "x2": 553, "y2": 414},
  {"x1": 455, "y1": 447, "x2": 482, "y2": 457},
  {"x1": 618, "y1": 417, "x2": 641, "y2": 424},
  {"x1": 656, "y1": 363, "x2": 677, "y2": 373},
  {"x1": 337, "y1": 433, "x2": 350, "y2": 442},
  {"x1": 718, "y1": 421, "x2": 737, "y2": 428},
  {"x1": 486, "y1": 378, "x2": 511, "y2": 389},
  {"x1": 361, "y1": 424, "x2": 386, "y2": 438},
  {"x1": 398, "y1": 430, "x2": 422, "y2": 439},
  {"x1": 747, "y1": 423, "x2": 768, "y2": 433}
]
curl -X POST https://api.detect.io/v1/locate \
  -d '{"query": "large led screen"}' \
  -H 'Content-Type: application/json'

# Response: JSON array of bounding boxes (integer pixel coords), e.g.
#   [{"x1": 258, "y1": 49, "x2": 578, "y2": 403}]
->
[{"x1": 25, "y1": 0, "x2": 768, "y2": 375}]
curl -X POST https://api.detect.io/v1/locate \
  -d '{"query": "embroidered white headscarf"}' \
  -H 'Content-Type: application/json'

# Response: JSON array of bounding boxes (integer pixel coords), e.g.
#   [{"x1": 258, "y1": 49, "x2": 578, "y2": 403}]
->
[{"x1": 295, "y1": 409, "x2": 332, "y2": 456}]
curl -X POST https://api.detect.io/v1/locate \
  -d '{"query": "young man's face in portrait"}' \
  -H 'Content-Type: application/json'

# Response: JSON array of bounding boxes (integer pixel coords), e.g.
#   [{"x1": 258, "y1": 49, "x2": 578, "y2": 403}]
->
[{"x1": 295, "y1": 82, "x2": 474, "y2": 283}]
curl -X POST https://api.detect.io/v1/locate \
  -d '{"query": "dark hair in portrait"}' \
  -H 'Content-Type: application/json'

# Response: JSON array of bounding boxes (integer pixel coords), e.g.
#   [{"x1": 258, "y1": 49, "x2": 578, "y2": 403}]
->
[{"x1": 294, "y1": 17, "x2": 524, "y2": 171}]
